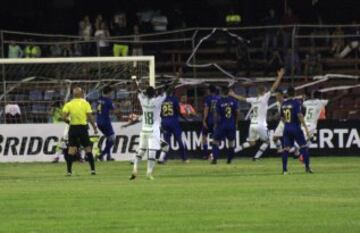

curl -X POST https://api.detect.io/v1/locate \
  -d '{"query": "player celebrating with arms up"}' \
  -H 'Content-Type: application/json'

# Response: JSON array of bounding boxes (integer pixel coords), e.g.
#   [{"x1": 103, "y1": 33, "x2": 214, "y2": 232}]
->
[
  {"x1": 230, "y1": 68, "x2": 285, "y2": 160},
  {"x1": 211, "y1": 86, "x2": 240, "y2": 164},
  {"x1": 281, "y1": 87, "x2": 312, "y2": 174},
  {"x1": 130, "y1": 76, "x2": 179, "y2": 180}
]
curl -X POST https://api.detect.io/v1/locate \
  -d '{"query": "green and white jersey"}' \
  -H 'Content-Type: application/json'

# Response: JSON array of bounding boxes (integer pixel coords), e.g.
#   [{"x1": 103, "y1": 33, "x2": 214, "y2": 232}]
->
[
  {"x1": 303, "y1": 99, "x2": 328, "y2": 127},
  {"x1": 138, "y1": 92, "x2": 166, "y2": 133}
]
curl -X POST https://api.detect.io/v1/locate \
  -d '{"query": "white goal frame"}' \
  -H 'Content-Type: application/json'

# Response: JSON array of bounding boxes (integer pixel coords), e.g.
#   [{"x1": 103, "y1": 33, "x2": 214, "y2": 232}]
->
[{"x1": 0, "y1": 56, "x2": 156, "y2": 87}]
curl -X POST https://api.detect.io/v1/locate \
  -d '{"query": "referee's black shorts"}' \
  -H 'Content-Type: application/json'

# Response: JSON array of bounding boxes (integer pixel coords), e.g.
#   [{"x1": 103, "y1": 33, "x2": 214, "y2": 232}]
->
[{"x1": 68, "y1": 125, "x2": 91, "y2": 147}]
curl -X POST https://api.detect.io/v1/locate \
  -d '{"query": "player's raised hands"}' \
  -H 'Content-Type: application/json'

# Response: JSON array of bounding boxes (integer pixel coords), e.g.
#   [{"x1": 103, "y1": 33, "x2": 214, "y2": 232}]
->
[{"x1": 277, "y1": 67, "x2": 285, "y2": 77}]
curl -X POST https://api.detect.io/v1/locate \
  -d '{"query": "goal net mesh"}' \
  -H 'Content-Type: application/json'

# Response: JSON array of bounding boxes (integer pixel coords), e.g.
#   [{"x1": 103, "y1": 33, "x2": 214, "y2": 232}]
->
[{"x1": 0, "y1": 57, "x2": 154, "y2": 123}]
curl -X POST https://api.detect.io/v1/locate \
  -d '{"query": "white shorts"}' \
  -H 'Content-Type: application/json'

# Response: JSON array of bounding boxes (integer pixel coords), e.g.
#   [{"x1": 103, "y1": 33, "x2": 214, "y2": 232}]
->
[
  {"x1": 302, "y1": 124, "x2": 316, "y2": 141},
  {"x1": 247, "y1": 124, "x2": 269, "y2": 142},
  {"x1": 273, "y1": 121, "x2": 284, "y2": 137},
  {"x1": 139, "y1": 130, "x2": 161, "y2": 151}
]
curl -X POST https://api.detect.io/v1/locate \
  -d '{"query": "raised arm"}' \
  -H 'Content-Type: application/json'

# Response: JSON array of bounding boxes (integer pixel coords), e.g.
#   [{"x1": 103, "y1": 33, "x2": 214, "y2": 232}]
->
[
  {"x1": 270, "y1": 68, "x2": 285, "y2": 93},
  {"x1": 229, "y1": 89, "x2": 247, "y2": 102}
]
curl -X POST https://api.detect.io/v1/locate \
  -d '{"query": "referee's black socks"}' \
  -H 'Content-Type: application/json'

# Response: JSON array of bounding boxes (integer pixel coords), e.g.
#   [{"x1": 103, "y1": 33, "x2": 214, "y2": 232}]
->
[
  {"x1": 64, "y1": 151, "x2": 73, "y2": 174},
  {"x1": 86, "y1": 152, "x2": 96, "y2": 171}
]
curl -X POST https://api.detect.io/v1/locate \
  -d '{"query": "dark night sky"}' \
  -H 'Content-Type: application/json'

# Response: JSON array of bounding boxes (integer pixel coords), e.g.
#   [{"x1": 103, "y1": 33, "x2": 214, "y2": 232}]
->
[{"x1": 0, "y1": 0, "x2": 359, "y2": 34}]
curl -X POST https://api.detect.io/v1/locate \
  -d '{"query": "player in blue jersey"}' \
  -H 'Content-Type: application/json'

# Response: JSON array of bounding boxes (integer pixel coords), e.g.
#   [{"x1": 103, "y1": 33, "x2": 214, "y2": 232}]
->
[
  {"x1": 96, "y1": 86, "x2": 116, "y2": 161},
  {"x1": 201, "y1": 85, "x2": 220, "y2": 160},
  {"x1": 281, "y1": 87, "x2": 312, "y2": 175},
  {"x1": 158, "y1": 87, "x2": 188, "y2": 163},
  {"x1": 211, "y1": 86, "x2": 240, "y2": 164}
]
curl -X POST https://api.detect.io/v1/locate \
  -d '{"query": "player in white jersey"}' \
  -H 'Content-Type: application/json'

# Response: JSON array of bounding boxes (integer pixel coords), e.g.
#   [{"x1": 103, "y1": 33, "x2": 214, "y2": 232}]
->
[
  {"x1": 130, "y1": 76, "x2": 178, "y2": 180},
  {"x1": 302, "y1": 91, "x2": 328, "y2": 140},
  {"x1": 230, "y1": 68, "x2": 285, "y2": 160}
]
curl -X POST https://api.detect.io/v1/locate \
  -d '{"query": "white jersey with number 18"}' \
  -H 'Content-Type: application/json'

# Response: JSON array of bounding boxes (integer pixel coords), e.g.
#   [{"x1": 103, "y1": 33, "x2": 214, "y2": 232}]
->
[
  {"x1": 303, "y1": 99, "x2": 328, "y2": 127},
  {"x1": 138, "y1": 92, "x2": 167, "y2": 133},
  {"x1": 246, "y1": 91, "x2": 272, "y2": 127}
]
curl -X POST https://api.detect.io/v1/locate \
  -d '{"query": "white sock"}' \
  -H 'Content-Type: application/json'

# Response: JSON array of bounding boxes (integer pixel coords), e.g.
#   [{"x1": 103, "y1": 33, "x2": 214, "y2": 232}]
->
[
  {"x1": 275, "y1": 139, "x2": 282, "y2": 151},
  {"x1": 254, "y1": 142, "x2": 269, "y2": 159},
  {"x1": 147, "y1": 160, "x2": 156, "y2": 176},
  {"x1": 133, "y1": 150, "x2": 145, "y2": 174},
  {"x1": 158, "y1": 151, "x2": 166, "y2": 162}
]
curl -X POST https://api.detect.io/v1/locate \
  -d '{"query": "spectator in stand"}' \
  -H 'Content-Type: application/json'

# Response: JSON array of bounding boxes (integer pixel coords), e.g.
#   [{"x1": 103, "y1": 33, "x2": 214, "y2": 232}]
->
[
  {"x1": 132, "y1": 25, "x2": 143, "y2": 56},
  {"x1": 338, "y1": 20, "x2": 360, "y2": 58},
  {"x1": 304, "y1": 47, "x2": 322, "y2": 77},
  {"x1": 284, "y1": 48, "x2": 301, "y2": 75},
  {"x1": 25, "y1": 42, "x2": 41, "y2": 58},
  {"x1": 95, "y1": 14, "x2": 104, "y2": 32},
  {"x1": 62, "y1": 43, "x2": 73, "y2": 57},
  {"x1": 151, "y1": 10, "x2": 168, "y2": 32},
  {"x1": 111, "y1": 13, "x2": 129, "y2": 57},
  {"x1": 262, "y1": 9, "x2": 279, "y2": 58},
  {"x1": 50, "y1": 44, "x2": 62, "y2": 57},
  {"x1": 79, "y1": 16, "x2": 93, "y2": 56},
  {"x1": 264, "y1": 49, "x2": 283, "y2": 76},
  {"x1": 280, "y1": 8, "x2": 299, "y2": 52},
  {"x1": 73, "y1": 43, "x2": 82, "y2": 56},
  {"x1": 5, "y1": 102, "x2": 21, "y2": 123},
  {"x1": 8, "y1": 41, "x2": 23, "y2": 58},
  {"x1": 137, "y1": 8, "x2": 156, "y2": 33},
  {"x1": 331, "y1": 26, "x2": 344, "y2": 56},
  {"x1": 235, "y1": 41, "x2": 251, "y2": 76},
  {"x1": 95, "y1": 22, "x2": 111, "y2": 56},
  {"x1": 310, "y1": 16, "x2": 330, "y2": 47}
]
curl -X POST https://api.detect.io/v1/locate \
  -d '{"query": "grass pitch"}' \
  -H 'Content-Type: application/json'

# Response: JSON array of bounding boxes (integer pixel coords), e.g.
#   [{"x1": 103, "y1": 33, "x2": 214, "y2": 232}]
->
[{"x1": 0, "y1": 157, "x2": 359, "y2": 233}]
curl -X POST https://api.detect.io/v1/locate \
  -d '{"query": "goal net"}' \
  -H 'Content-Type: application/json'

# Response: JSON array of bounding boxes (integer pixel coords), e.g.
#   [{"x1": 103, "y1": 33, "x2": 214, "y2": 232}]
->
[{"x1": 0, "y1": 57, "x2": 155, "y2": 124}]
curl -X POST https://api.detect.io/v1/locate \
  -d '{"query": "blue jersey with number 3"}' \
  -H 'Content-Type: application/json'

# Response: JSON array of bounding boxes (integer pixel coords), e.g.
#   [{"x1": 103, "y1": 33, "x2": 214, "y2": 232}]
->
[{"x1": 216, "y1": 96, "x2": 238, "y2": 127}]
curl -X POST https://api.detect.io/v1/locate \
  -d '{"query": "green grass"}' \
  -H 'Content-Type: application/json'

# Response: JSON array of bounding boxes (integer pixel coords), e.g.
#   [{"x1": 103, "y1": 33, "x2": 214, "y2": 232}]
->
[{"x1": 0, "y1": 157, "x2": 360, "y2": 233}]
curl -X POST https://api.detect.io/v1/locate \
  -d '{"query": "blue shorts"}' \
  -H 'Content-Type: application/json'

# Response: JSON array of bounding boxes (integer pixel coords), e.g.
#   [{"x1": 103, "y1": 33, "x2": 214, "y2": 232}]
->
[
  {"x1": 213, "y1": 124, "x2": 236, "y2": 141},
  {"x1": 202, "y1": 123, "x2": 214, "y2": 135},
  {"x1": 162, "y1": 121, "x2": 182, "y2": 138},
  {"x1": 97, "y1": 122, "x2": 114, "y2": 137},
  {"x1": 283, "y1": 126, "x2": 307, "y2": 148}
]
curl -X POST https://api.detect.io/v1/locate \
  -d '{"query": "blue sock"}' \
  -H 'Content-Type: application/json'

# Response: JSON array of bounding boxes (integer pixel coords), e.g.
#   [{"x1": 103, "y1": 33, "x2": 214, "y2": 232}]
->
[
  {"x1": 300, "y1": 147, "x2": 310, "y2": 169},
  {"x1": 227, "y1": 147, "x2": 234, "y2": 163},
  {"x1": 282, "y1": 150, "x2": 289, "y2": 172},
  {"x1": 178, "y1": 141, "x2": 187, "y2": 161},
  {"x1": 212, "y1": 144, "x2": 219, "y2": 161},
  {"x1": 104, "y1": 137, "x2": 114, "y2": 159},
  {"x1": 203, "y1": 143, "x2": 208, "y2": 157}
]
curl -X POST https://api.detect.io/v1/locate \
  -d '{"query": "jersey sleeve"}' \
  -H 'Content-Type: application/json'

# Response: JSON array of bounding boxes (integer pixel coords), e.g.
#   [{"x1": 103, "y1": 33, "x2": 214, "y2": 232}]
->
[
  {"x1": 85, "y1": 101, "x2": 92, "y2": 113},
  {"x1": 321, "y1": 100, "x2": 329, "y2": 107},
  {"x1": 62, "y1": 103, "x2": 69, "y2": 113},
  {"x1": 246, "y1": 97, "x2": 256, "y2": 104},
  {"x1": 294, "y1": 100, "x2": 301, "y2": 116},
  {"x1": 108, "y1": 100, "x2": 115, "y2": 110},
  {"x1": 263, "y1": 91, "x2": 271, "y2": 102},
  {"x1": 156, "y1": 93, "x2": 167, "y2": 105}
]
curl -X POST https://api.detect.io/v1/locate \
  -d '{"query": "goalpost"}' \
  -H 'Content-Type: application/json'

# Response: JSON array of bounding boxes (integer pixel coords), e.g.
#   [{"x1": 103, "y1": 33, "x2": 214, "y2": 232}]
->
[{"x1": 0, "y1": 56, "x2": 155, "y2": 124}]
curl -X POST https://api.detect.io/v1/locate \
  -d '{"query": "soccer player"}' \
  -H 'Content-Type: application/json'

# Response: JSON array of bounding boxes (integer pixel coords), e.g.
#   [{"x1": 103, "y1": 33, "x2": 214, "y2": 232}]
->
[
  {"x1": 201, "y1": 85, "x2": 220, "y2": 159},
  {"x1": 292, "y1": 91, "x2": 329, "y2": 161},
  {"x1": 62, "y1": 87, "x2": 98, "y2": 176},
  {"x1": 96, "y1": 86, "x2": 116, "y2": 161},
  {"x1": 211, "y1": 86, "x2": 240, "y2": 164},
  {"x1": 281, "y1": 87, "x2": 312, "y2": 174},
  {"x1": 230, "y1": 68, "x2": 285, "y2": 160},
  {"x1": 272, "y1": 90, "x2": 286, "y2": 153},
  {"x1": 130, "y1": 77, "x2": 178, "y2": 180},
  {"x1": 158, "y1": 87, "x2": 188, "y2": 164}
]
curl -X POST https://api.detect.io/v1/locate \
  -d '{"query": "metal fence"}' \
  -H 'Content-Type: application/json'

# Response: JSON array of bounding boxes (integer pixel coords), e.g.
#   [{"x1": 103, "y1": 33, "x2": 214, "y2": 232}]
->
[{"x1": 1, "y1": 24, "x2": 360, "y2": 123}]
